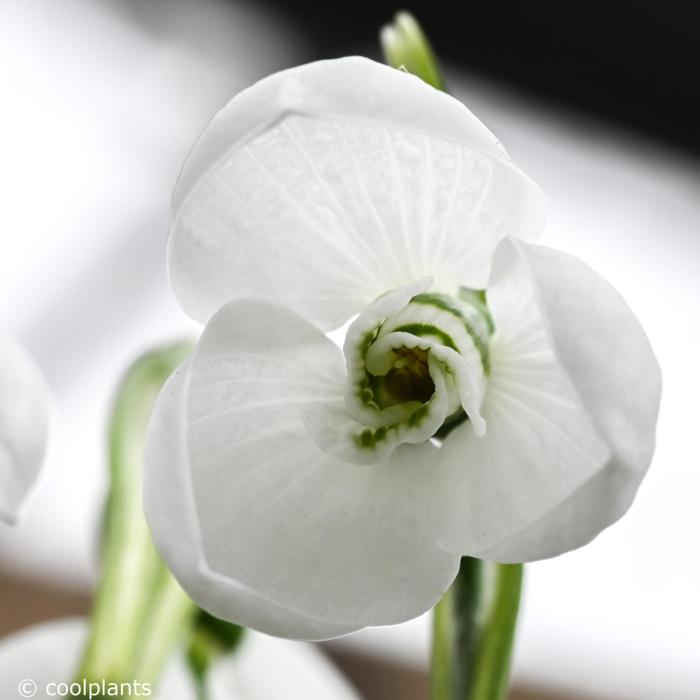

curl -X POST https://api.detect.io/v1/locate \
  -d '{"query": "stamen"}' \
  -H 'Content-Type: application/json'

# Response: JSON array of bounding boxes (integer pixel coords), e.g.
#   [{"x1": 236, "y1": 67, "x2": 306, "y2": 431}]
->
[{"x1": 382, "y1": 348, "x2": 435, "y2": 405}]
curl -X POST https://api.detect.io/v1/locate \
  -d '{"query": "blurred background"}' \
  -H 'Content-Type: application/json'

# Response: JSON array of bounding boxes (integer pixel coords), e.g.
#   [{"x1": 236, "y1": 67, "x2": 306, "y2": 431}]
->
[{"x1": 1, "y1": 0, "x2": 698, "y2": 698}]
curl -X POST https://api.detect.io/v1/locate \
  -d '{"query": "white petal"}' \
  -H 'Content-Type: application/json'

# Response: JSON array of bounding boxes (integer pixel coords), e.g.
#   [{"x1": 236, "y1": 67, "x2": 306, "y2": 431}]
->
[
  {"x1": 145, "y1": 299, "x2": 460, "y2": 639},
  {"x1": 207, "y1": 631, "x2": 360, "y2": 700},
  {"x1": 432, "y1": 238, "x2": 611, "y2": 557},
  {"x1": 0, "y1": 618, "x2": 84, "y2": 699},
  {"x1": 476, "y1": 242, "x2": 661, "y2": 561},
  {"x1": 146, "y1": 357, "x2": 353, "y2": 640},
  {"x1": 169, "y1": 56, "x2": 546, "y2": 329},
  {"x1": 0, "y1": 618, "x2": 195, "y2": 700},
  {"x1": 0, "y1": 335, "x2": 51, "y2": 524}
]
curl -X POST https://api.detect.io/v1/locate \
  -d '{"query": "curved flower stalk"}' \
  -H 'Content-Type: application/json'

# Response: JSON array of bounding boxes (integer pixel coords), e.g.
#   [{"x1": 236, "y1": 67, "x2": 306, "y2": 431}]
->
[
  {"x1": 0, "y1": 618, "x2": 357, "y2": 700},
  {"x1": 145, "y1": 57, "x2": 662, "y2": 640},
  {"x1": 0, "y1": 334, "x2": 50, "y2": 524}
]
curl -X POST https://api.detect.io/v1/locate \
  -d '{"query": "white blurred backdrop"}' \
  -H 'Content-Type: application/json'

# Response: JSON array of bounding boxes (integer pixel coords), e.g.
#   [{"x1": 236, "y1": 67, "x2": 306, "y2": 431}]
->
[{"x1": 1, "y1": 1, "x2": 698, "y2": 699}]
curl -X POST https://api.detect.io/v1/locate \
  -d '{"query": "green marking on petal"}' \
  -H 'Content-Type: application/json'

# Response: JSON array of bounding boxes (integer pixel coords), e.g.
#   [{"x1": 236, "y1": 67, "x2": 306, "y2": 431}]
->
[
  {"x1": 459, "y1": 287, "x2": 495, "y2": 335},
  {"x1": 411, "y1": 292, "x2": 492, "y2": 374},
  {"x1": 408, "y1": 403, "x2": 430, "y2": 427},
  {"x1": 352, "y1": 404, "x2": 432, "y2": 450},
  {"x1": 355, "y1": 326, "x2": 387, "y2": 410},
  {"x1": 391, "y1": 323, "x2": 459, "y2": 351},
  {"x1": 359, "y1": 429, "x2": 374, "y2": 448},
  {"x1": 411, "y1": 292, "x2": 467, "y2": 318},
  {"x1": 359, "y1": 326, "x2": 382, "y2": 360},
  {"x1": 354, "y1": 424, "x2": 392, "y2": 450}
]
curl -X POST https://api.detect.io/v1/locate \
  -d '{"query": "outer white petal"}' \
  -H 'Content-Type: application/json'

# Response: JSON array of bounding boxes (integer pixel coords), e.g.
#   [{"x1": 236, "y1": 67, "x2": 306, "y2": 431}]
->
[
  {"x1": 145, "y1": 299, "x2": 460, "y2": 640},
  {"x1": 207, "y1": 631, "x2": 360, "y2": 700},
  {"x1": 477, "y1": 242, "x2": 661, "y2": 561},
  {"x1": 0, "y1": 618, "x2": 194, "y2": 700},
  {"x1": 169, "y1": 56, "x2": 546, "y2": 329},
  {"x1": 432, "y1": 238, "x2": 611, "y2": 557},
  {"x1": 145, "y1": 358, "x2": 352, "y2": 641},
  {"x1": 0, "y1": 335, "x2": 51, "y2": 524}
]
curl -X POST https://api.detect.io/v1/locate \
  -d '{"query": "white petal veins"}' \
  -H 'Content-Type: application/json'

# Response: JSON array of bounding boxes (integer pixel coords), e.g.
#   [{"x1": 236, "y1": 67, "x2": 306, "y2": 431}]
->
[
  {"x1": 169, "y1": 57, "x2": 546, "y2": 329},
  {"x1": 430, "y1": 238, "x2": 613, "y2": 556},
  {"x1": 145, "y1": 298, "x2": 460, "y2": 639},
  {"x1": 474, "y1": 242, "x2": 662, "y2": 561}
]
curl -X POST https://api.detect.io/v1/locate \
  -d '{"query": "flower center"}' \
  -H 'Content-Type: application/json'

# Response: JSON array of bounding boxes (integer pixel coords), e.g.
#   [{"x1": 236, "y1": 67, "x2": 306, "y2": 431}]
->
[
  {"x1": 303, "y1": 280, "x2": 494, "y2": 465},
  {"x1": 375, "y1": 347, "x2": 435, "y2": 406}
]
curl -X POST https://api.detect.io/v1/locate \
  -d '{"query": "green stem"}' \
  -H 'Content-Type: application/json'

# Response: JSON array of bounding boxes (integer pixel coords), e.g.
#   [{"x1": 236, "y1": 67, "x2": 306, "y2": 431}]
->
[
  {"x1": 380, "y1": 11, "x2": 446, "y2": 91},
  {"x1": 75, "y1": 342, "x2": 195, "y2": 685},
  {"x1": 432, "y1": 557, "x2": 524, "y2": 700},
  {"x1": 130, "y1": 570, "x2": 198, "y2": 684}
]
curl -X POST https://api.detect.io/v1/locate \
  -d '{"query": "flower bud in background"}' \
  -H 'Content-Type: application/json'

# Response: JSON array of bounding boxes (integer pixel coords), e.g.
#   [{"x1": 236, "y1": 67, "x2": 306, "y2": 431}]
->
[
  {"x1": 0, "y1": 618, "x2": 358, "y2": 700},
  {"x1": 0, "y1": 334, "x2": 50, "y2": 525}
]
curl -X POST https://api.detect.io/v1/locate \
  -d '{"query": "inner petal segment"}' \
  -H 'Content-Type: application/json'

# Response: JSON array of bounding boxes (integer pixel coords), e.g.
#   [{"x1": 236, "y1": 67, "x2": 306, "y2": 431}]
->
[{"x1": 303, "y1": 281, "x2": 492, "y2": 464}]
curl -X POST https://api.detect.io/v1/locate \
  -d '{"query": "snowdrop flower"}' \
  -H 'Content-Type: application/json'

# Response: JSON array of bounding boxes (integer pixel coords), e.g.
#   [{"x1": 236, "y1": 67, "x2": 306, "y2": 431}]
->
[
  {"x1": 0, "y1": 334, "x2": 50, "y2": 524},
  {"x1": 0, "y1": 619, "x2": 356, "y2": 700},
  {"x1": 145, "y1": 57, "x2": 661, "y2": 640}
]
